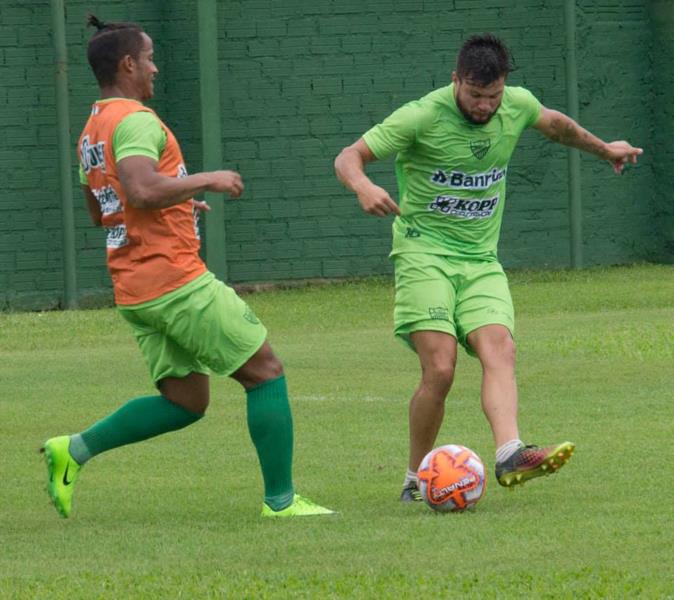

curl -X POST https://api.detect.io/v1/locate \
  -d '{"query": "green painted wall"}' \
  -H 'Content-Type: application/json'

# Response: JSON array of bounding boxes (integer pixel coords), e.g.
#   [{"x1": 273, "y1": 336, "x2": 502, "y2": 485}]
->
[
  {"x1": 649, "y1": 0, "x2": 674, "y2": 261},
  {"x1": 0, "y1": 0, "x2": 668, "y2": 310}
]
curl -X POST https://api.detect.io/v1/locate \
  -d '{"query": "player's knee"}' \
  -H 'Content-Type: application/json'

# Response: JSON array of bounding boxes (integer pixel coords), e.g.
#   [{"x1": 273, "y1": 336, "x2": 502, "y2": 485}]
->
[
  {"x1": 423, "y1": 361, "x2": 455, "y2": 390},
  {"x1": 162, "y1": 391, "x2": 209, "y2": 415},
  {"x1": 262, "y1": 355, "x2": 284, "y2": 381},
  {"x1": 233, "y1": 352, "x2": 284, "y2": 389},
  {"x1": 480, "y1": 335, "x2": 516, "y2": 368},
  {"x1": 254, "y1": 342, "x2": 284, "y2": 377},
  {"x1": 190, "y1": 395, "x2": 210, "y2": 414}
]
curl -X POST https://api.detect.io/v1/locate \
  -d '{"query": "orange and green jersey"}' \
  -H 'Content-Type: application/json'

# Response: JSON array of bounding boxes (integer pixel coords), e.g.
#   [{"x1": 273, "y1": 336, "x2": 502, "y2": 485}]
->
[
  {"x1": 78, "y1": 98, "x2": 206, "y2": 305},
  {"x1": 363, "y1": 84, "x2": 542, "y2": 260}
]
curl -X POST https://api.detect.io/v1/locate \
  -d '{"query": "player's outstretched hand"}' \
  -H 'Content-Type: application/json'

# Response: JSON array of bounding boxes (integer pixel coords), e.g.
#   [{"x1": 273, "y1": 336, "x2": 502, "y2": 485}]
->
[
  {"x1": 356, "y1": 183, "x2": 401, "y2": 217},
  {"x1": 604, "y1": 141, "x2": 643, "y2": 175},
  {"x1": 207, "y1": 170, "x2": 244, "y2": 197}
]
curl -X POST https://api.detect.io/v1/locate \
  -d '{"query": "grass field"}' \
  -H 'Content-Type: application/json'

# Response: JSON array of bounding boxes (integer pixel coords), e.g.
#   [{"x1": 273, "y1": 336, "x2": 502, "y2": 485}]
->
[{"x1": 1, "y1": 264, "x2": 672, "y2": 598}]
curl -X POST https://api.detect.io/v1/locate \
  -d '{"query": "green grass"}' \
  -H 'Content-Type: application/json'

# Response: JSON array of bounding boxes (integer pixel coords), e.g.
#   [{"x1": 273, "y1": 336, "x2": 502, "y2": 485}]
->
[{"x1": 1, "y1": 264, "x2": 672, "y2": 598}]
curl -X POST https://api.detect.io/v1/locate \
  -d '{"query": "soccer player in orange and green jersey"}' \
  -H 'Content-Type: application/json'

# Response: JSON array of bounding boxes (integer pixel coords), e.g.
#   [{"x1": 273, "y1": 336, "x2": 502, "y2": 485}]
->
[{"x1": 41, "y1": 15, "x2": 334, "y2": 519}]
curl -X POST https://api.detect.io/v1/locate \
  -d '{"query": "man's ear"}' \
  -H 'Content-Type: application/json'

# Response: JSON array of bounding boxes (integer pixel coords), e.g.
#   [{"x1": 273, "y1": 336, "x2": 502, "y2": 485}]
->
[{"x1": 118, "y1": 54, "x2": 135, "y2": 76}]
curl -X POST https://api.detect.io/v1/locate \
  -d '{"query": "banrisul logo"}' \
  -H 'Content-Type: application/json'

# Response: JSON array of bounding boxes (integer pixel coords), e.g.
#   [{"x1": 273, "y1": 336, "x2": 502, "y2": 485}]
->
[
  {"x1": 470, "y1": 138, "x2": 491, "y2": 159},
  {"x1": 431, "y1": 167, "x2": 506, "y2": 190},
  {"x1": 80, "y1": 135, "x2": 105, "y2": 174}
]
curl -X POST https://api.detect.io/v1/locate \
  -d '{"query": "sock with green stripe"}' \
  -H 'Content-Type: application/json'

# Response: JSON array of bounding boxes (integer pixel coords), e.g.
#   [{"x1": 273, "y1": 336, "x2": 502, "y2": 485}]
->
[
  {"x1": 246, "y1": 375, "x2": 295, "y2": 511},
  {"x1": 68, "y1": 395, "x2": 203, "y2": 465}
]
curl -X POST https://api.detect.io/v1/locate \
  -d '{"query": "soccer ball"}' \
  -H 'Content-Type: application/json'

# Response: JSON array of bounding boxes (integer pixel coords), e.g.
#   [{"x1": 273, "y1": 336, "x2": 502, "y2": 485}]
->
[{"x1": 417, "y1": 444, "x2": 486, "y2": 512}]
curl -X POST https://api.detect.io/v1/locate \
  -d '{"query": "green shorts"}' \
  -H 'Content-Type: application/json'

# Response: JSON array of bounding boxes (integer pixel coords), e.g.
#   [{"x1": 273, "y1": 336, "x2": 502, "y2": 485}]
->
[
  {"x1": 392, "y1": 253, "x2": 514, "y2": 357},
  {"x1": 118, "y1": 271, "x2": 267, "y2": 383}
]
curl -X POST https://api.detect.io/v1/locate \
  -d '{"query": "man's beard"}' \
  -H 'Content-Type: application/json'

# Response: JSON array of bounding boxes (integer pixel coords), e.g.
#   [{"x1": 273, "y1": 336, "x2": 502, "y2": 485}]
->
[{"x1": 456, "y1": 95, "x2": 500, "y2": 125}]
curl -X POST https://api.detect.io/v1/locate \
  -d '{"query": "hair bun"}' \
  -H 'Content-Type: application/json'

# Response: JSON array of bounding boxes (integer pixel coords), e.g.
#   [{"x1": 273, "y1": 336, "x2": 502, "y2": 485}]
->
[{"x1": 87, "y1": 13, "x2": 107, "y2": 31}]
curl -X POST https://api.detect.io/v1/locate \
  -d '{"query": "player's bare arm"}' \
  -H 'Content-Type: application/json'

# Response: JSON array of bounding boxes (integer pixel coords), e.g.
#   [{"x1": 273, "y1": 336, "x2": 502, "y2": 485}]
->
[
  {"x1": 117, "y1": 155, "x2": 244, "y2": 209},
  {"x1": 82, "y1": 185, "x2": 103, "y2": 226},
  {"x1": 335, "y1": 138, "x2": 401, "y2": 217},
  {"x1": 534, "y1": 107, "x2": 643, "y2": 174}
]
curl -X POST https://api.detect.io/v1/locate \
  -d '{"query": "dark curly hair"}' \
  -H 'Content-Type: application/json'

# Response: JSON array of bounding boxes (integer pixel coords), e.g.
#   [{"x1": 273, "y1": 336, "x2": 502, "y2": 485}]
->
[
  {"x1": 456, "y1": 33, "x2": 515, "y2": 86},
  {"x1": 86, "y1": 13, "x2": 145, "y2": 87}
]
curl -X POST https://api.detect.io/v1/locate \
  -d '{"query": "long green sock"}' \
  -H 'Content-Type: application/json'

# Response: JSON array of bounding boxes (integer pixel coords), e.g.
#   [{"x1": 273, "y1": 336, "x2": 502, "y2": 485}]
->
[
  {"x1": 68, "y1": 395, "x2": 203, "y2": 465},
  {"x1": 246, "y1": 375, "x2": 294, "y2": 511}
]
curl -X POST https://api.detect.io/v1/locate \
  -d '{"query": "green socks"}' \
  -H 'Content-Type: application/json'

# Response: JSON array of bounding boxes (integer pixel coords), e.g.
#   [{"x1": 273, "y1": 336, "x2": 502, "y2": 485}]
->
[
  {"x1": 66, "y1": 381, "x2": 295, "y2": 511},
  {"x1": 69, "y1": 395, "x2": 203, "y2": 465},
  {"x1": 246, "y1": 375, "x2": 295, "y2": 511}
]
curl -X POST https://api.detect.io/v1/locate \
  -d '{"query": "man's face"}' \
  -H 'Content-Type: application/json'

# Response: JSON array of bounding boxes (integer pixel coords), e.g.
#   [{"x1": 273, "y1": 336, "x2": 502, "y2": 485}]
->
[
  {"x1": 131, "y1": 33, "x2": 158, "y2": 101},
  {"x1": 452, "y1": 72, "x2": 505, "y2": 125}
]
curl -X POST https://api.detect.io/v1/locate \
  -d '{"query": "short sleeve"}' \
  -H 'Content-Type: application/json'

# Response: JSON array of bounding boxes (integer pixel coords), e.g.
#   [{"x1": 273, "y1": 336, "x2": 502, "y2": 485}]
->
[
  {"x1": 516, "y1": 87, "x2": 543, "y2": 129},
  {"x1": 112, "y1": 111, "x2": 167, "y2": 162},
  {"x1": 362, "y1": 101, "x2": 423, "y2": 160}
]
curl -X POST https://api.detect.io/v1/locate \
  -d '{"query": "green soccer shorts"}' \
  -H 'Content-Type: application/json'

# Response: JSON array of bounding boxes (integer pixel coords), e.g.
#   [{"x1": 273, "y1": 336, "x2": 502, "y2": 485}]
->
[
  {"x1": 392, "y1": 252, "x2": 515, "y2": 357},
  {"x1": 118, "y1": 271, "x2": 267, "y2": 383}
]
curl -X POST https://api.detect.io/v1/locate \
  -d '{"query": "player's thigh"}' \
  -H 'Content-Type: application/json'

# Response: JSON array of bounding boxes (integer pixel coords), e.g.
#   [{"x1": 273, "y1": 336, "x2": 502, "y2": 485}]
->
[
  {"x1": 465, "y1": 323, "x2": 515, "y2": 369},
  {"x1": 454, "y1": 261, "x2": 514, "y2": 356},
  {"x1": 410, "y1": 330, "x2": 458, "y2": 382},
  {"x1": 393, "y1": 253, "x2": 459, "y2": 351}
]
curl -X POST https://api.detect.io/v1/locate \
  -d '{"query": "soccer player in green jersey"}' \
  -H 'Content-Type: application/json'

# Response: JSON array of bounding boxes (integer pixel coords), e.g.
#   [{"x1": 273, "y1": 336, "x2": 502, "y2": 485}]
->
[
  {"x1": 41, "y1": 15, "x2": 334, "y2": 519},
  {"x1": 335, "y1": 33, "x2": 643, "y2": 501}
]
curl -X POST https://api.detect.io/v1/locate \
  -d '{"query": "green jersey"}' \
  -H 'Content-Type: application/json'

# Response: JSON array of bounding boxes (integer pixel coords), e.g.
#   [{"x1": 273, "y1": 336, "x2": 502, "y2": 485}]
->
[{"x1": 363, "y1": 84, "x2": 542, "y2": 260}]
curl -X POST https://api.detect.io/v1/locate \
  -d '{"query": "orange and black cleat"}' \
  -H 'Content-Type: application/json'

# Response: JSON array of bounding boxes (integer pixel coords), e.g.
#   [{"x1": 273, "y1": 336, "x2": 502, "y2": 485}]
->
[
  {"x1": 495, "y1": 442, "x2": 575, "y2": 487},
  {"x1": 400, "y1": 481, "x2": 423, "y2": 502}
]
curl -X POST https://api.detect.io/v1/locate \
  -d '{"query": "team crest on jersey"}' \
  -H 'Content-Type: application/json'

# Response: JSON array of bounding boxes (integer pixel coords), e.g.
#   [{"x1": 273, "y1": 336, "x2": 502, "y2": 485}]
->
[
  {"x1": 470, "y1": 138, "x2": 491, "y2": 159},
  {"x1": 243, "y1": 305, "x2": 260, "y2": 324},
  {"x1": 80, "y1": 135, "x2": 106, "y2": 173}
]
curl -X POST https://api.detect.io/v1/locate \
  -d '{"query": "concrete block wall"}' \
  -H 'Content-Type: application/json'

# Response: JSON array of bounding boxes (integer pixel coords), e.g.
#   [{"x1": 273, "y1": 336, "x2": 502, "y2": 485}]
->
[
  {"x1": 0, "y1": 0, "x2": 666, "y2": 309},
  {"x1": 576, "y1": 1, "x2": 662, "y2": 264},
  {"x1": 649, "y1": 0, "x2": 674, "y2": 261}
]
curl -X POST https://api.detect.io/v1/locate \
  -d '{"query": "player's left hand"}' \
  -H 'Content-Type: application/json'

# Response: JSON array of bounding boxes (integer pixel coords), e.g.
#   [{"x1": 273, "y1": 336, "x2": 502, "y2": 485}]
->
[
  {"x1": 604, "y1": 141, "x2": 643, "y2": 174},
  {"x1": 192, "y1": 200, "x2": 211, "y2": 212}
]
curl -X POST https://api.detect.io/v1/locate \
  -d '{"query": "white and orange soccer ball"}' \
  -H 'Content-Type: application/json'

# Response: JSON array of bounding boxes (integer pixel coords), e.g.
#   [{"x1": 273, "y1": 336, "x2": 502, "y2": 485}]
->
[{"x1": 417, "y1": 444, "x2": 486, "y2": 512}]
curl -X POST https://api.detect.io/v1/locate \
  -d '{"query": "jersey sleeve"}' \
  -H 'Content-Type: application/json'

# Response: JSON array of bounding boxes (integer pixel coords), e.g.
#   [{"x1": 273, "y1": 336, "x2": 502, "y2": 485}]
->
[
  {"x1": 515, "y1": 87, "x2": 543, "y2": 129},
  {"x1": 362, "y1": 101, "x2": 424, "y2": 160},
  {"x1": 112, "y1": 111, "x2": 167, "y2": 162}
]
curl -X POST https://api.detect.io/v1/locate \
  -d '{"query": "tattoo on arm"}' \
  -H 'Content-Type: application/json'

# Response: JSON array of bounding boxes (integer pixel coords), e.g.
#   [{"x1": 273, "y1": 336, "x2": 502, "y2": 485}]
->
[{"x1": 545, "y1": 113, "x2": 608, "y2": 159}]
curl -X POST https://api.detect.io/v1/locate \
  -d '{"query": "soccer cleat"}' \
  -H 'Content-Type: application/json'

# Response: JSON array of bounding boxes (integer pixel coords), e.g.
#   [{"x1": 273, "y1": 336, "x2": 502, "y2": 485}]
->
[
  {"x1": 261, "y1": 494, "x2": 336, "y2": 518},
  {"x1": 41, "y1": 435, "x2": 82, "y2": 518},
  {"x1": 400, "y1": 481, "x2": 423, "y2": 502},
  {"x1": 495, "y1": 441, "x2": 575, "y2": 487}
]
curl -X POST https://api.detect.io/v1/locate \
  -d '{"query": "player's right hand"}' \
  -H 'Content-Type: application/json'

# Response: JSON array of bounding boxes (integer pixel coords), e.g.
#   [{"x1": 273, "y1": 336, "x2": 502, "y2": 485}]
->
[
  {"x1": 604, "y1": 141, "x2": 643, "y2": 175},
  {"x1": 207, "y1": 170, "x2": 244, "y2": 197},
  {"x1": 356, "y1": 183, "x2": 401, "y2": 217}
]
